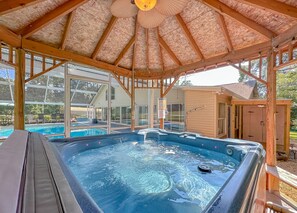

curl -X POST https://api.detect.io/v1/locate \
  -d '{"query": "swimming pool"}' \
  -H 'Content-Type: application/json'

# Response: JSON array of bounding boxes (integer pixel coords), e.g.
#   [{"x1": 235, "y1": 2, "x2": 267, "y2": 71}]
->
[
  {"x1": 51, "y1": 129, "x2": 266, "y2": 213},
  {"x1": 0, "y1": 124, "x2": 106, "y2": 139}
]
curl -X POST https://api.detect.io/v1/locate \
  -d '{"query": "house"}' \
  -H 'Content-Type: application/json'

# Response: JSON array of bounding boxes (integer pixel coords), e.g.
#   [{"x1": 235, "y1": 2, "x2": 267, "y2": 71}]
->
[{"x1": 91, "y1": 80, "x2": 259, "y2": 132}]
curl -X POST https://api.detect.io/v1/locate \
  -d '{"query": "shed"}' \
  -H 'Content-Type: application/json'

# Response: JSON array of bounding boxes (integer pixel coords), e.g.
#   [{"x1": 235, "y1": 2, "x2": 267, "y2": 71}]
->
[{"x1": 231, "y1": 99, "x2": 292, "y2": 156}]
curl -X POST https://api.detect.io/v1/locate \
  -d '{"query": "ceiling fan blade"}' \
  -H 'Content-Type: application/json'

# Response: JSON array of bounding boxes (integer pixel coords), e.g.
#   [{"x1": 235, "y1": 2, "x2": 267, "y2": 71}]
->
[
  {"x1": 155, "y1": 0, "x2": 189, "y2": 16},
  {"x1": 137, "y1": 9, "x2": 166, "y2": 28},
  {"x1": 110, "y1": 0, "x2": 138, "y2": 18}
]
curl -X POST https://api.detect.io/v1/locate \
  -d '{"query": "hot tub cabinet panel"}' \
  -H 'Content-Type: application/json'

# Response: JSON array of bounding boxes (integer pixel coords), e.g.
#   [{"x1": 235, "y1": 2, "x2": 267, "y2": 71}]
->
[{"x1": 50, "y1": 129, "x2": 266, "y2": 213}]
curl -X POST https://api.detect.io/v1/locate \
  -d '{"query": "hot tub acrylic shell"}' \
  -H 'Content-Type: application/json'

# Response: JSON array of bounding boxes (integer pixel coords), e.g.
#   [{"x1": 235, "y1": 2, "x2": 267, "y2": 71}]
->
[{"x1": 50, "y1": 129, "x2": 266, "y2": 213}]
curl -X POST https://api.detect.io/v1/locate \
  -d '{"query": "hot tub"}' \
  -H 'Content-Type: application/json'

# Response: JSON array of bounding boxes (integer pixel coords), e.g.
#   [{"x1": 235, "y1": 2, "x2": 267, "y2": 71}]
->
[{"x1": 50, "y1": 129, "x2": 266, "y2": 213}]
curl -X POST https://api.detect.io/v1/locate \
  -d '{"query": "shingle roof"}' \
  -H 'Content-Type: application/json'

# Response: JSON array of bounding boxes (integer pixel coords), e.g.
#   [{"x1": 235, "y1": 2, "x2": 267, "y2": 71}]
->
[{"x1": 220, "y1": 80, "x2": 257, "y2": 100}]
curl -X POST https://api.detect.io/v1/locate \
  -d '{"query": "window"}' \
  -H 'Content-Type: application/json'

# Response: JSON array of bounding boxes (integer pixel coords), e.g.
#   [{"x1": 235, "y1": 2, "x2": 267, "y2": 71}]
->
[
  {"x1": 106, "y1": 86, "x2": 115, "y2": 100},
  {"x1": 218, "y1": 103, "x2": 226, "y2": 135}
]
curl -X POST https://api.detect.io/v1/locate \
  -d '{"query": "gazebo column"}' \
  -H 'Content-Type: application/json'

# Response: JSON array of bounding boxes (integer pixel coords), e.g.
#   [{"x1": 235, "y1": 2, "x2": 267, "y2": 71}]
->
[
  {"x1": 14, "y1": 48, "x2": 26, "y2": 130},
  {"x1": 131, "y1": 72, "x2": 135, "y2": 131},
  {"x1": 159, "y1": 80, "x2": 164, "y2": 129},
  {"x1": 148, "y1": 82, "x2": 155, "y2": 128},
  {"x1": 266, "y1": 50, "x2": 279, "y2": 192}
]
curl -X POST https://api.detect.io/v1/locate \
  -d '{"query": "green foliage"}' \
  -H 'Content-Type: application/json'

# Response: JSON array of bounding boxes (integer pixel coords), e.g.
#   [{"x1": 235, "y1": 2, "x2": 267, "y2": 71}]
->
[{"x1": 44, "y1": 115, "x2": 51, "y2": 122}]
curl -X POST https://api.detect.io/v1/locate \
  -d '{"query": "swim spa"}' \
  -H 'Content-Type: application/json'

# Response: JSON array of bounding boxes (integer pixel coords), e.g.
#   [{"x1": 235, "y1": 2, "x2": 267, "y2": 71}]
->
[{"x1": 50, "y1": 129, "x2": 266, "y2": 213}]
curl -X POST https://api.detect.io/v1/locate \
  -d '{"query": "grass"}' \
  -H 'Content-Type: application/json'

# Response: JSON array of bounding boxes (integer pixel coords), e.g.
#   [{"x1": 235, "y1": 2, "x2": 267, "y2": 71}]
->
[{"x1": 290, "y1": 131, "x2": 297, "y2": 140}]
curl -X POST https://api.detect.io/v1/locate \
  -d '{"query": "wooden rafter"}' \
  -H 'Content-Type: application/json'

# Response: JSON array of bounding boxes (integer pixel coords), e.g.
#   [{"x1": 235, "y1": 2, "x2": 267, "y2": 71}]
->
[
  {"x1": 112, "y1": 74, "x2": 131, "y2": 97},
  {"x1": 25, "y1": 61, "x2": 66, "y2": 83},
  {"x1": 164, "y1": 41, "x2": 271, "y2": 78},
  {"x1": 91, "y1": 16, "x2": 117, "y2": 59},
  {"x1": 114, "y1": 35, "x2": 135, "y2": 66},
  {"x1": 230, "y1": 63, "x2": 267, "y2": 85},
  {"x1": 60, "y1": 11, "x2": 75, "y2": 50},
  {"x1": 146, "y1": 28, "x2": 150, "y2": 70},
  {"x1": 162, "y1": 76, "x2": 181, "y2": 97},
  {"x1": 22, "y1": 38, "x2": 132, "y2": 77},
  {"x1": 215, "y1": 12, "x2": 233, "y2": 52},
  {"x1": 17, "y1": 0, "x2": 87, "y2": 38},
  {"x1": 156, "y1": 28, "x2": 164, "y2": 71},
  {"x1": 0, "y1": 0, "x2": 42, "y2": 16},
  {"x1": 158, "y1": 34, "x2": 182, "y2": 66},
  {"x1": 201, "y1": 0, "x2": 276, "y2": 39},
  {"x1": 237, "y1": 0, "x2": 297, "y2": 19},
  {"x1": 0, "y1": 25, "x2": 21, "y2": 47},
  {"x1": 175, "y1": 14, "x2": 204, "y2": 60}
]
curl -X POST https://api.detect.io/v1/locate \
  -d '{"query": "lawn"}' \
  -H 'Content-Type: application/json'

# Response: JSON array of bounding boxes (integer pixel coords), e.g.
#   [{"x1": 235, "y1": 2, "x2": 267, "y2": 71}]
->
[{"x1": 290, "y1": 131, "x2": 297, "y2": 140}]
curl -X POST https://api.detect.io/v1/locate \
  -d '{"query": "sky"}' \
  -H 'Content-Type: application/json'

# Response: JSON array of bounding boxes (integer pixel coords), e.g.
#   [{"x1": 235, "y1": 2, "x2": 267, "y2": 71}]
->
[{"x1": 183, "y1": 66, "x2": 241, "y2": 86}]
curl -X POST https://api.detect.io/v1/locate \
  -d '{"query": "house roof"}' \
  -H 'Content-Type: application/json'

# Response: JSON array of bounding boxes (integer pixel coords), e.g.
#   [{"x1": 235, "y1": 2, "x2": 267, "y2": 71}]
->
[
  {"x1": 220, "y1": 80, "x2": 257, "y2": 99},
  {"x1": 181, "y1": 80, "x2": 257, "y2": 100}
]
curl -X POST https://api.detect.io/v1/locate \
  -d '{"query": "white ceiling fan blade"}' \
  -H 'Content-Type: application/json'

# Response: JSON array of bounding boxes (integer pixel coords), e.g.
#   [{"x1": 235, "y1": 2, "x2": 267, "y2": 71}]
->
[
  {"x1": 110, "y1": 0, "x2": 138, "y2": 18},
  {"x1": 137, "y1": 9, "x2": 166, "y2": 28},
  {"x1": 155, "y1": 0, "x2": 189, "y2": 16}
]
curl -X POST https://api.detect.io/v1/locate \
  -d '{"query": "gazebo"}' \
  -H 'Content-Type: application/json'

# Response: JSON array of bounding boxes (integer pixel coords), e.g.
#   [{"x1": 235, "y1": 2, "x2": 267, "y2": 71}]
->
[{"x1": 1, "y1": 0, "x2": 297, "y2": 209}]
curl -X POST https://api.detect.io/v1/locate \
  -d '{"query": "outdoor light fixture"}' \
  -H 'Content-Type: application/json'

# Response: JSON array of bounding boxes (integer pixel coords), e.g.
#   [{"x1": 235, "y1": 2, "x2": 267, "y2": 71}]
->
[
  {"x1": 111, "y1": 0, "x2": 189, "y2": 28},
  {"x1": 134, "y1": 0, "x2": 157, "y2": 11}
]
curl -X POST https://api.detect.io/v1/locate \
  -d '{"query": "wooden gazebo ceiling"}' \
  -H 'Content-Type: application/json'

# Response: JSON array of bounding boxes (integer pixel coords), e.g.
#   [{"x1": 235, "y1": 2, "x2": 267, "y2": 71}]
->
[{"x1": 0, "y1": 0, "x2": 297, "y2": 79}]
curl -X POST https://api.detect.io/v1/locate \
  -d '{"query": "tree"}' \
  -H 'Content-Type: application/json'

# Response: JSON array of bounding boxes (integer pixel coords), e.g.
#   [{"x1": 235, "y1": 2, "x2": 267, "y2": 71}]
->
[
  {"x1": 175, "y1": 76, "x2": 193, "y2": 86},
  {"x1": 277, "y1": 69, "x2": 297, "y2": 127}
]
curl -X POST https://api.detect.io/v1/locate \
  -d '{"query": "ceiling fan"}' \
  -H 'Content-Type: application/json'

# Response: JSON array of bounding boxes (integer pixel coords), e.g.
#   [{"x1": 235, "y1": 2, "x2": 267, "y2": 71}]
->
[{"x1": 110, "y1": 0, "x2": 189, "y2": 28}]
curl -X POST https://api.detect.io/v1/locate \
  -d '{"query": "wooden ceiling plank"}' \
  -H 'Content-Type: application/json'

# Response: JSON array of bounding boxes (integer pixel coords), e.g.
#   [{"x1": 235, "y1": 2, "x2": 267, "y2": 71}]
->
[
  {"x1": 114, "y1": 35, "x2": 135, "y2": 66},
  {"x1": 60, "y1": 11, "x2": 75, "y2": 50},
  {"x1": 158, "y1": 34, "x2": 182, "y2": 66},
  {"x1": 215, "y1": 12, "x2": 233, "y2": 51},
  {"x1": 18, "y1": 0, "x2": 88, "y2": 38},
  {"x1": 91, "y1": 16, "x2": 117, "y2": 59},
  {"x1": 0, "y1": 0, "x2": 42, "y2": 16},
  {"x1": 237, "y1": 0, "x2": 297, "y2": 19},
  {"x1": 176, "y1": 14, "x2": 204, "y2": 60},
  {"x1": 201, "y1": 0, "x2": 276, "y2": 39},
  {"x1": 22, "y1": 38, "x2": 132, "y2": 77}
]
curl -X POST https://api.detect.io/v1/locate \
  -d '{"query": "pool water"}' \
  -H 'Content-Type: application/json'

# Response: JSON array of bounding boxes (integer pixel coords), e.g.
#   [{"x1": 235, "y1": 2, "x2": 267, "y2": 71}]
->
[
  {"x1": 0, "y1": 124, "x2": 106, "y2": 138},
  {"x1": 66, "y1": 140, "x2": 239, "y2": 213}
]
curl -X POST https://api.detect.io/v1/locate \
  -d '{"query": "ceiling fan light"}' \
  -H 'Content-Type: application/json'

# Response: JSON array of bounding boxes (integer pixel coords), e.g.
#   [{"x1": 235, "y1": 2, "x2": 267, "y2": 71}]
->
[
  {"x1": 111, "y1": 0, "x2": 138, "y2": 18},
  {"x1": 155, "y1": 0, "x2": 189, "y2": 16},
  {"x1": 135, "y1": 0, "x2": 157, "y2": 11}
]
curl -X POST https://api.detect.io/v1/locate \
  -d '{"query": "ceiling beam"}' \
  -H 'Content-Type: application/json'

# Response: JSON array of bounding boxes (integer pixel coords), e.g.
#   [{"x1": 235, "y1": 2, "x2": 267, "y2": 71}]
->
[
  {"x1": 163, "y1": 40, "x2": 272, "y2": 78},
  {"x1": 175, "y1": 14, "x2": 204, "y2": 60},
  {"x1": 91, "y1": 16, "x2": 117, "y2": 59},
  {"x1": 215, "y1": 12, "x2": 233, "y2": 51},
  {"x1": 237, "y1": 0, "x2": 297, "y2": 19},
  {"x1": 22, "y1": 38, "x2": 132, "y2": 77},
  {"x1": 0, "y1": 25, "x2": 21, "y2": 47},
  {"x1": 200, "y1": 0, "x2": 276, "y2": 39},
  {"x1": 156, "y1": 28, "x2": 164, "y2": 71},
  {"x1": 114, "y1": 35, "x2": 135, "y2": 66},
  {"x1": 18, "y1": 0, "x2": 87, "y2": 38},
  {"x1": 0, "y1": 0, "x2": 43, "y2": 16},
  {"x1": 158, "y1": 35, "x2": 182, "y2": 66},
  {"x1": 272, "y1": 24, "x2": 297, "y2": 47},
  {"x1": 60, "y1": 11, "x2": 75, "y2": 50},
  {"x1": 145, "y1": 28, "x2": 150, "y2": 70}
]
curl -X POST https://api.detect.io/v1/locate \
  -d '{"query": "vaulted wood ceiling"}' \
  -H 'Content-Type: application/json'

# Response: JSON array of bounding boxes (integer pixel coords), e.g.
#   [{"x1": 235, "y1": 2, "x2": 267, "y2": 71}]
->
[{"x1": 0, "y1": 0, "x2": 297, "y2": 79}]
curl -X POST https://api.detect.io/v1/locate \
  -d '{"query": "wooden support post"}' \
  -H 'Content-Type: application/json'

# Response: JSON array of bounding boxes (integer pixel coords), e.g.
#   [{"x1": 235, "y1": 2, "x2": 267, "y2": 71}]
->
[
  {"x1": 131, "y1": 71, "x2": 135, "y2": 131},
  {"x1": 231, "y1": 103, "x2": 236, "y2": 138},
  {"x1": 159, "y1": 80, "x2": 164, "y2": 129},
  {"x1": 14, "y1": 49, "x2": 25, "y2": 130},
  {"x1": 266, "y1": 49, "x2": 279, "y2": 192}
]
